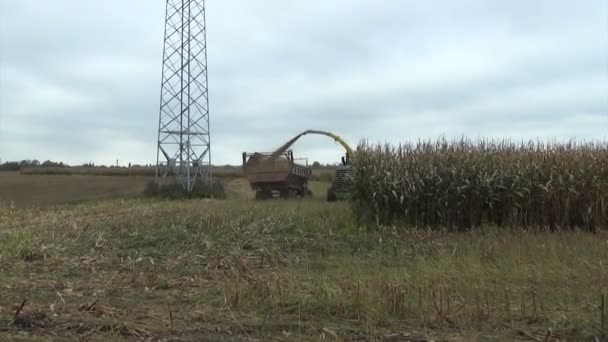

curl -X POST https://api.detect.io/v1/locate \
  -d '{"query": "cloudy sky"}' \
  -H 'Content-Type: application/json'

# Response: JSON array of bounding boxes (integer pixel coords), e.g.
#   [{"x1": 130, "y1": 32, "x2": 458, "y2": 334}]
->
[{"x1": 0, "y1": 1, "x2": 606, "y2": 166}]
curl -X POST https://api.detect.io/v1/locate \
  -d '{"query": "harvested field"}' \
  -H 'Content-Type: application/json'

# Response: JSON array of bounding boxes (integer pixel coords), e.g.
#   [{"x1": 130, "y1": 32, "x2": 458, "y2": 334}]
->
[
  {"x1": 0, "y1": 172, "x2": 331, "y2": 208},
  {"x1": 18, "y1": 165, "x2": 336, "y2": 182},
  {"x1": 0, "y1": 172, "x2": 153, "y2": 208},
  {"x1": 1, "y1": 198, "x2": 606, "y2": 340},
  {"x1": 2, "y1": 145, "x2": 607, "y2": 340},
  {"x1": 18, "y1": 166, "x2": 242, "y2": 178}
]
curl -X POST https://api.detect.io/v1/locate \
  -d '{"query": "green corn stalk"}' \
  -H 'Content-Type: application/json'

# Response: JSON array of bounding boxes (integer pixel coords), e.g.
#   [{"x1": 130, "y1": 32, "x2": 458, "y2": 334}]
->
[{"x1": 350, "y1": 138, "x2": 608, "y2": 231}]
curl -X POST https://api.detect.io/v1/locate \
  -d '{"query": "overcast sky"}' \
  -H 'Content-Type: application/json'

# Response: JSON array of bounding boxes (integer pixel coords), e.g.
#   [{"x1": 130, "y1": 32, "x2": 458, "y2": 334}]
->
[{"x1": 0, "y1": 1, "x2": 606, "y2": 166}]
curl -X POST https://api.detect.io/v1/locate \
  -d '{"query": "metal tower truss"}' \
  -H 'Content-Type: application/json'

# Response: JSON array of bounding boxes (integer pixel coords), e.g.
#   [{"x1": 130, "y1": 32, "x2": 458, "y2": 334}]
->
[{"x1": 156, "y1": 0, "x2": 211, "y2": 192}]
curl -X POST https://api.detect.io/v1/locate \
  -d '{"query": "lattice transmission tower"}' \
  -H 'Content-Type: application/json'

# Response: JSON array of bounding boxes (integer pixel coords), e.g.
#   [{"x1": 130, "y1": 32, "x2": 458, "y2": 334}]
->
[{"x1": 155, "y1": 0, "x2": 212, "y2": 192}]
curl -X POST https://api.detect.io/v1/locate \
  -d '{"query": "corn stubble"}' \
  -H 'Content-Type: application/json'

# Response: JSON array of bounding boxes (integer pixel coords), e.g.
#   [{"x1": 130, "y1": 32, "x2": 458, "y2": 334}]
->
[{"x1": 351, "y1": 138, "x2": 608, "y2": 230}]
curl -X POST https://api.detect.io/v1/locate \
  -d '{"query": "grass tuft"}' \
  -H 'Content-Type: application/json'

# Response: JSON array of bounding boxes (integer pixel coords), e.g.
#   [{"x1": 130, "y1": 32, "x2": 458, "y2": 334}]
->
[{"x1": 143, "y1": 180, "x2": 227, "y2": 200}]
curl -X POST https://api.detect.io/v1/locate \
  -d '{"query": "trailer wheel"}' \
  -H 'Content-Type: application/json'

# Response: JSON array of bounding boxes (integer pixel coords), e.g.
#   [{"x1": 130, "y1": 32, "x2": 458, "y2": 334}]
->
[
  {"x1": 255, "y1": 190, "x2": 272, "y2": 200},
  {"x1": 296, "y1": 189, "x2": 312, "y2": 198},
  {"x1": 280, "y1": 189, "x2": 290, "y2": 199}
]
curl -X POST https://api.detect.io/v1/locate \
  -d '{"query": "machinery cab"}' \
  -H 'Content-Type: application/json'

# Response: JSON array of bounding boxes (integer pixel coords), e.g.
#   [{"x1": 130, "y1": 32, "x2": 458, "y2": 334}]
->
[
  {"x1": 327, "y1": 152, "x2": 351, "y2": 202},
  {"x1": 340, "y1": 151, "x2": 350, "y2": 166}
]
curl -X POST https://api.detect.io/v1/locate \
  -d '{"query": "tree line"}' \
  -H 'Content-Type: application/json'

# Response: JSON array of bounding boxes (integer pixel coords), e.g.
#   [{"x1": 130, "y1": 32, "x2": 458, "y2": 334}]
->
[
  {"x1": 0, "y1": 160, "x2": 68, "y2": 171},
  {"x1": 0, "y1": 159, "x2": 336, "y2": 172}
]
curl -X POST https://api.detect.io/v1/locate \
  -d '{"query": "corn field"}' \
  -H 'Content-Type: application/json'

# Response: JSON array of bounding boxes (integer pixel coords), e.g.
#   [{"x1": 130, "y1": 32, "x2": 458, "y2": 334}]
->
[{"x1": 350, "y1": 138, "x2": 608, "y2": 231}]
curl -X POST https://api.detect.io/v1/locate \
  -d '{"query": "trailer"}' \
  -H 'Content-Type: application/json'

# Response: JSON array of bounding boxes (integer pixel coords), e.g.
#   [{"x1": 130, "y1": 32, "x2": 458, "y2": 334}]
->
[{"x1": 242, "y1": 150, "x2": 313, "y2": 200}]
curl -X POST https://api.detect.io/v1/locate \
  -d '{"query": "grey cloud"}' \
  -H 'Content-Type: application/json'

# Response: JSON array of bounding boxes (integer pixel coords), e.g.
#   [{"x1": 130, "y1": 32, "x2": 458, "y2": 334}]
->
[{"x1": 1, "y1": 0, "x2": 606, "y2": 165}]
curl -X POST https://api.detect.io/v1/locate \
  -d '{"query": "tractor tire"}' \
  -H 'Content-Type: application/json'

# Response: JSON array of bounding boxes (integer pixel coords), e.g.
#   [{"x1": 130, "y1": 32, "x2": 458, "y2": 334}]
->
[{"x1": 327, "y1": 188, "x2": 336, "y2": 202}]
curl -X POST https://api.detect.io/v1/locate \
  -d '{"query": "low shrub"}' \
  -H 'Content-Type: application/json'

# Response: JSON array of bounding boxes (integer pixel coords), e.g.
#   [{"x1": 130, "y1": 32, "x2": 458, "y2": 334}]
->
[{"x1": 144, "y1": 179, "x2": 226, "y2": 200}]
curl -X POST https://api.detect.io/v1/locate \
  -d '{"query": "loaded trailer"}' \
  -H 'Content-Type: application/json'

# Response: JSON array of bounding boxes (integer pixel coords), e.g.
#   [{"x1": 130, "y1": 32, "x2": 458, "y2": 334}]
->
[{"x1": 242, "y1": 150, "x2": 313, "y2": 200}]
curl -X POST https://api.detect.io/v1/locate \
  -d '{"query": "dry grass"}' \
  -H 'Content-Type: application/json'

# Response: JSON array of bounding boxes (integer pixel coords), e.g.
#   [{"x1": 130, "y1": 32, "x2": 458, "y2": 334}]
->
[{"x1": 1, "y1": 197, "x2": 606, "y2": 340}]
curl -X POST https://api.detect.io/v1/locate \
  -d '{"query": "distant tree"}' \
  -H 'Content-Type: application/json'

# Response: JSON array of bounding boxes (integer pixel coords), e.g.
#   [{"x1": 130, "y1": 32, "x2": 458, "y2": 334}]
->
[
  {"x1": 40, "y1": 160, "x2": 67, "y2": 168},
  {"x1": 0, "y1": 159, "x2": 68, "y2": 171},
  {"x1": 0, "y1": 161, "x2": 20, "y2": 171},
  {"x1": 312, "y1": 161, "x2": 321, "y2": 167}
]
